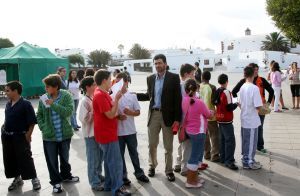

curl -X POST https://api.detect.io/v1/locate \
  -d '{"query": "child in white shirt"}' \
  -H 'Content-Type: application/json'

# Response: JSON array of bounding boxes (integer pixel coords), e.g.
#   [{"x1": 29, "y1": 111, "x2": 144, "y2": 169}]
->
[
  {"x1": 78, "y1": 76, "x2": 104, "y2": 191},
  {"x1": 115, "y1": 73, "x2": 149, "y2": 185},
  {"x1": 239, "y1": 67, "x2": 263, "y2": 170}
]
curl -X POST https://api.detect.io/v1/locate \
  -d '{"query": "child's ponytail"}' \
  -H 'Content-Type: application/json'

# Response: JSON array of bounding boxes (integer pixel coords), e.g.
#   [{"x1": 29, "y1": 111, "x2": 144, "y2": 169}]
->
[{"x1": 185, "y1": 79, "x2": 197, "y2": 105}]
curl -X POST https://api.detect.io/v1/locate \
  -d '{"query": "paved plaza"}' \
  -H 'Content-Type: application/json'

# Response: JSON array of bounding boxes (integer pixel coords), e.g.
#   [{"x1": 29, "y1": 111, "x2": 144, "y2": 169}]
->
[{"x1": 0, "y1": 68, "x2": 300, "y2": 196}]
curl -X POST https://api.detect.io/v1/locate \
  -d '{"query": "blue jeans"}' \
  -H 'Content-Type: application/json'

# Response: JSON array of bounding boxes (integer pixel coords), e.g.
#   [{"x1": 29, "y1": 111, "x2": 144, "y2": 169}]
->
[
  {"x1": 85, "y1": 137, "x2": 104, "y2": 188},
  {"x1": 219, "y1": 123, "x2": 236, "y2": 165},
  {"x1": 71, "y1": 99, "x2": 79, "y2": 128},
  {"x1": 118, "y1": 134, "x2": 145, "y2": 178},
  {"x1": 100, "y1": 141, "x2": 123, "y2": 195},
  {"x1": 187, "y1": 133, "x2": 206, "y2": 171},
  {"x1": 257, "y1": 115, "x2": 265, "y2": 150},
  {"x1": 43, "y1": 139, "x2": 72, "y2": 185}
]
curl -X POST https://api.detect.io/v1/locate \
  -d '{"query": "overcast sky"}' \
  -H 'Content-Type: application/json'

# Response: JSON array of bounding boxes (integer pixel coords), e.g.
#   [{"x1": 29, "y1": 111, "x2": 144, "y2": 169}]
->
[{"x1": 0, "y1": 0, "x2": 278, "y2": 53}]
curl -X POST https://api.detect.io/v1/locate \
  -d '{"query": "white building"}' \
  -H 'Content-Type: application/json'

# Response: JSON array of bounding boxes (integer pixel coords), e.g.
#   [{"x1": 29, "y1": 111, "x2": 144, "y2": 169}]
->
[
  {"x1": 152, "y1": 48, "x2": 216, "y2": 72},
  {"x1": 220, "y1": 28, "x2": 300, "y2": 71},
  {"x1": 221, "y1": 28, "x2": 300, "y2": 55},
  {"x1": 55, "y1": 48, "x2": 89, "y2": 66}
]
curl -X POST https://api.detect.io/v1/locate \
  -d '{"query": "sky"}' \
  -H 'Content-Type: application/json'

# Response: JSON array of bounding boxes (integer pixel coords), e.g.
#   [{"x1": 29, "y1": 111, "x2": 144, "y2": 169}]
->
[{"x1": 0, "y1": 0, "x2": 278, "y2": 54}]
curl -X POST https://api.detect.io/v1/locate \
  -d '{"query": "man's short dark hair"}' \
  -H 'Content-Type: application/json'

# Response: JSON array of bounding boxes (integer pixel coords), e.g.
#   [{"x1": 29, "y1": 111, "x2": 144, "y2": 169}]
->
[
  {"x1": 57, "y1": 66, "x2": 66, "y2": 73},
  {"x1": 116, "y1": 72, "x2": 129, "y2": 83},
  {"x1": 195, "y1": 62, "x2": 199, "y2": 66},
  {"x1": 202, "y1": 71, "x2": 211, "y2": 81},
  {"x1": 153, "y1": 54, "x2": 167, "y2": 64},
  {"x1": 244, "y1": 66, "x2": 254, "y2": 78},
  {"x1": 80, "y1": 76, "x2": 94, "y2": 93},
  {"x1": 218, "y1": 74, "x2": 228, "y2": 85},
  {"x1": 248, "y1": 63, "x2": 259, "y2": 69},
  {"x1": 5, "y1": 81, "x2": 23, "y2": 94},
  {"x1": 94, "y1": 69, "x2": 111, "y2": 85},
  {"x1": 180, "y1": 64, "x2": 196, "y2": 77},
  {"x1": 43, "y1": 74, "x2": 62, "y2": 90}
]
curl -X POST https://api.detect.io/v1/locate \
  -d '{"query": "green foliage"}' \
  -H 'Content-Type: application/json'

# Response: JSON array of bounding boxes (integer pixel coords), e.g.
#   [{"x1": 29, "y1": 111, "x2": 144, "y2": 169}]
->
[
  {"x1": 128, "y1": 43, "x2": 151, "y2": 59},
  {"x1": 88, "y1": 50, "x2": 112, "y2": 68},
  {"x1": 68, "y1": 54, "x2": 85, "y2": 67},
  {"x1": 0, "y1": 38, "x2": 14, "y2": 49},
  {"x1": 266, "y1": 0, "x2": 300, "y2": 43},
  {"x1": 261, "y1": 32, "x2": 290, "y2": 52}
]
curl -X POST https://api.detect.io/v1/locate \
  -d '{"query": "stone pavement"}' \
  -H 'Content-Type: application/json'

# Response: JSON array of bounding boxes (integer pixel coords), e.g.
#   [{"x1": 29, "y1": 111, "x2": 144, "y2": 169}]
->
[{"x1": 0, "y1": 69, "x2": 300, "y2": 196}]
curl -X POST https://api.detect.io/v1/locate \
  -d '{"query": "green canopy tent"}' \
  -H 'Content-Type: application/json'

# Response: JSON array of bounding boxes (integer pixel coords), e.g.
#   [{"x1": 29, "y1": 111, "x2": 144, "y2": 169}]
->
[{"x1": 0, "y1": 42, "x2": 69, "y2": 97}]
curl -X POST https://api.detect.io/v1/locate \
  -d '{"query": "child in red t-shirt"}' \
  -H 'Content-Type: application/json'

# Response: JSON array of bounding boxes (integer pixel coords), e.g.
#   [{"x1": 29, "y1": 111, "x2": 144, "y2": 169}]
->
[{"x1": 93, "y1": 70, "x2": 131, "y2": 196}]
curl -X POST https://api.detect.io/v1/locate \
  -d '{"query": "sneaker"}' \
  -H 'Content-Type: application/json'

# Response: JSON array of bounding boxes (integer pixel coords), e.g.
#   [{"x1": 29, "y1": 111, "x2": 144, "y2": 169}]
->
[
  {"x1": 282, "y1": 107, "x2": 289, "y2": 110},
  {"x1": 92, "y1": 185, "x2": 104, "y2": 191},
  {"x1": 244, "y1": 162, "x2": 262, "y2": 170},
  {"x1": 8, "y1": 177, "x2": 24, "y2": 191},
  {"x1": 148, "y1": 168, "x2": 155, "y2": 177},
  {"x1": 123, "y1": 177, "x2": 131, "y2": 186},
  {"x1": 53, "y1": 184, "x2": 63, "y2": 193},
  {"x1": 180, "y1": 170, "x2": 188, "y2": 176},
  {"x1": 136, "y1": 174, "x2": 149, "y2": 183},
  {"x1": 198, "y1": 177, "x2": 205, "y2": 184},
  {"x1": 32, "y1": 178, "x2": 41, "y2": 191},
  {"x1": 116, "y1": 185, "x2": 131, "y2": 196},
  {"x1": 258, "y1": 149, "x2": 267, "y2": 153},
  {"x1": 173, "y1": 165, "x2": 181, "y2": 173},
  {"x1": 185, "y1": 181, "x2": 203, "y2": 188},
  {"x1": 225, "y1": 163, "x2": 239, "y2": 170},
  {"x1": 63, "y1": 176, "x2": 80, "y2": 182}
]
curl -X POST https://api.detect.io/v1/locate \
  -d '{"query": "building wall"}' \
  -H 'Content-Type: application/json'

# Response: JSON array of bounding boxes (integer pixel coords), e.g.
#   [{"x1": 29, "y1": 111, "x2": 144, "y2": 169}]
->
[{"x1": 222, "y1": 34, "x2": 300, "y2": 55}]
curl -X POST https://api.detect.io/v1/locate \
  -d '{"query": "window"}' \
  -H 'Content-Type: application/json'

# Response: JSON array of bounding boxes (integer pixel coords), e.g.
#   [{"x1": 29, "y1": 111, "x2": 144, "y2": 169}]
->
[
  {"x1": 204, "y1": 60, "x2": 209, "y2": 65},
  {"x1": 227, "y1": 45, "x2": 234, "y2": 50}
]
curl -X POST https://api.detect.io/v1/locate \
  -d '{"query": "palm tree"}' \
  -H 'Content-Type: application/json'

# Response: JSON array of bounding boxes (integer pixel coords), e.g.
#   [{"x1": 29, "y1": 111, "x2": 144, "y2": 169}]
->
[
  {"x1": 261, "y1": 32, "x2": 290, "y2": 53},
  {"x1": 128, "y1": 43, "x2": 151, "y2": 59},
  {"x1": 118, "y1": 44, "x2": 124, "y2": 57}
]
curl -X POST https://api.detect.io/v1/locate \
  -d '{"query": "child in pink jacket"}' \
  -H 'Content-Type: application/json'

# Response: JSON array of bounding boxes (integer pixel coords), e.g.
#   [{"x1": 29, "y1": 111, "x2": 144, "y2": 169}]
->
[
  {"x1": 271, "y1": 62, "x2": 286, "y2": 112},
  {"x1": 182, "y1": 79, "x2": 212, "y2": 188}
]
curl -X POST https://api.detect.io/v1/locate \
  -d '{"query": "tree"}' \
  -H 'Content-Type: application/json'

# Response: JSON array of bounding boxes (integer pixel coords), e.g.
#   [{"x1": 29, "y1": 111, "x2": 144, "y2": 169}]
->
[
  {"x1": 261, "y1": 32, "x2": 290, "y2": 53},
  {"x1": 128, "y1": 43, "x2": 151, "y2": 59},
  {"x1": 118, "y1": 44, "x2": 124, "y2": 57},
  {"x1": 68, "y1": 54, "x2": 85, "y2": 67},
  {"x1": 266, "y1": 0, "x2": 300, "y2": 43},
  {"x1": 0, "y1": 38, "x2": 14, "y2": 49},
  {"x1": 88, "y1": 50, "x2": 112, "y2": 68}
]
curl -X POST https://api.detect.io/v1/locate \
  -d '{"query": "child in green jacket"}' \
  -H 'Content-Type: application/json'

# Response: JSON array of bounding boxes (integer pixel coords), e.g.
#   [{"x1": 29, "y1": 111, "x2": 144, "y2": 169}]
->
[{"x1": 37, "y1": 74, "x2": 79, "y2": 193}]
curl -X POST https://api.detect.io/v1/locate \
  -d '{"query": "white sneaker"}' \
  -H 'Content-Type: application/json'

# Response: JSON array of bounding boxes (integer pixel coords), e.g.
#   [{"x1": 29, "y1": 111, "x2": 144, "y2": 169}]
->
[
  {"x1": 8, "y1": 177, "x2": 23, "y2": 191},
  {"x1": 32, "y1": 178, "x2": 41, "y2": 191},
  {"x1": 185, "y1": 181, "x2": 203, "y2": 188},
  {"x1": 248, "y1": 162, "x2": 262, "y2": 170}
]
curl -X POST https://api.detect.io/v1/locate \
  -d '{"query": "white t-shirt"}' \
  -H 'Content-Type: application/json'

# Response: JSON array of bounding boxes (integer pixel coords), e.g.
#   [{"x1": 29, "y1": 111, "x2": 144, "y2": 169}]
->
[
  {"x1": 78, "y1": 96, "x2": 94, "y2": 138},
  {"x1": 239, "y1": 82, "x2": 263, "y2": 128},
  {"x1": 66, "y1": 80, "x2": 80, "y2": 100},
  {"x1": 118, "y1": 92, "x2": 141, "y2": 136}
]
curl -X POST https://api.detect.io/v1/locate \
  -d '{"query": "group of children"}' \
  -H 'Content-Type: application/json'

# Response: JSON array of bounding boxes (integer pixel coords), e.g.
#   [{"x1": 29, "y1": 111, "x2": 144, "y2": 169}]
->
[
  {"x1": 2, "y1": 61, "x2": 268, "y2": 194},
  {"x1": 173, "y1": 63, "x2": 264, "y2": 188}
]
